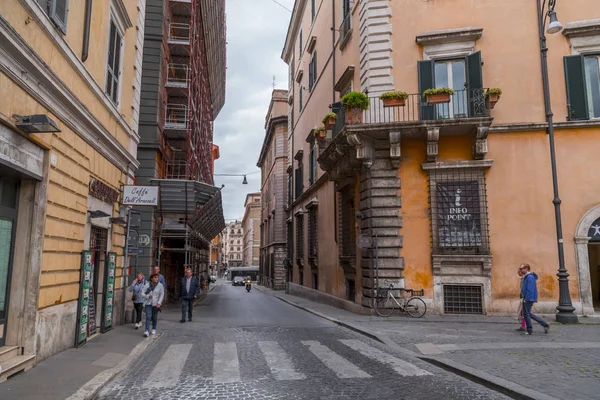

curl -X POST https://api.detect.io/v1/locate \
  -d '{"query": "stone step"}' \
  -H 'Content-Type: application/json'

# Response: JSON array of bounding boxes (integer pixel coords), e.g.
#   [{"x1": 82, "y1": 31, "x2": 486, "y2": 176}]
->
[
  {"x1": 0, "y1": 346, "x2": 18, "y2": 364},
  {"x1": 0, "y1": 354, "x2": 36, "y2": 383}
]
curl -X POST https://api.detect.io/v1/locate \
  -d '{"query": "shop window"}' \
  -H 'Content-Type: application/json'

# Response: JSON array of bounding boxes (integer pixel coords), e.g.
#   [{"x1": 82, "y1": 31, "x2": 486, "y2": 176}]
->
[{"x1": 428, "y1": 168, "x2": 490, "y2": 255}]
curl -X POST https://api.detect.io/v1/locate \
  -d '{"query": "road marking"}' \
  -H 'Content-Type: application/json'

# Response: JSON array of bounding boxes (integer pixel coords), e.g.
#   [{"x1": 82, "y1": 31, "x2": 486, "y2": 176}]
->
[
  {"x1": 302, "y1": 340, "x2": 371, "y2": 379},
  {"x1": 258, "y1": 341, "x2": 306, "y2": 380},
  {"x1": 143, "y1": 344, "x2": 192, "y2": 389},
  {"x1": 213, "y1": 342, "x2": 241, "y2": 383},
  {"x1": 340, "y1": 339, "x2": 432, "y2": 377}
]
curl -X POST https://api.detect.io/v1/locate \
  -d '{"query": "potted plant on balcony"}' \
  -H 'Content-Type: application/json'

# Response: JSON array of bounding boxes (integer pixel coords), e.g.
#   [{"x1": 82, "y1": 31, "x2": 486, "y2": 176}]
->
[
  {"x1": 422, "y1": 87, "x2": 454, "y2": 104},
  {"x1": 485, "y1": 88, "x2": 502, "y2": 109},
  {"x1": 314, "y1": 126, "x2": 326, "y2": 140},
  {"x1": 322, "y1": 112, "x2": 337, "y2": 130},
  {"x1": 379, "y1": 91, "x2": 408, "y2": 107},
  {"x1": 341, "y1": 91, "x2": 370, "y2": 124}
]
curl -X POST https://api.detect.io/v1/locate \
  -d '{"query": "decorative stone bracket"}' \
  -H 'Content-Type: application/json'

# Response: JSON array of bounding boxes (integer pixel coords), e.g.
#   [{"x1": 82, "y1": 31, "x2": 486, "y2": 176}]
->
[
  {"x1": 426, "y1": 127, "x2": 440, "y2": 162},
  {"x1": 347, "y1": 133, "x2": 374, "y2": 169},
  {"x1": 472, "y1": 126, "x2": 489, "y2": 160}
]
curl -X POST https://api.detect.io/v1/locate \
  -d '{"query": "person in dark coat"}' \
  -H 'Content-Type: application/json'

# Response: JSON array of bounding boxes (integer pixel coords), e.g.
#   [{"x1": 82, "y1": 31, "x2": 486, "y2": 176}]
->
[{"x1": 180, "y1": 268, "x2": 200, "y2": 323}]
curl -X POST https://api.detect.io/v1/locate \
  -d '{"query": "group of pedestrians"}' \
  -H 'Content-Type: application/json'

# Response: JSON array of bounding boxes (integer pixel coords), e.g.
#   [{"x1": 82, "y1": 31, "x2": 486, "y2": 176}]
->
[
  {"x1": 129, "y1": 266, "x2": 166, "y2": 338},
  {"x1": 129, "y1": 266, "x2": 210, "y2": 336},
  {"x1": 516, "y1": 263, "x2": 550, "y2": 335}
]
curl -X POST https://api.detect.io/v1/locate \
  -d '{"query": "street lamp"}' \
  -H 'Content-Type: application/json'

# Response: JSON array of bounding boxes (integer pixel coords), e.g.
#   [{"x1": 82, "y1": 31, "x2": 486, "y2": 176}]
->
[{"x1": 536, "y1": 0, "x2": 577, "y2": 324}]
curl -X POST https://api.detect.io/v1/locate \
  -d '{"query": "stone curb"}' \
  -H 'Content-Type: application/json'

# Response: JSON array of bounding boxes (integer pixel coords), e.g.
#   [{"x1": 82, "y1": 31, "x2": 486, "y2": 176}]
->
[
  {"x1": 417, "y1": 356, "x2": 561, "y2": 400},
  {"x1": 65, "y1": 333, "x2": 161, "y2": 400},
  {"x1": 270, "y1": 293, "x2": 561, "y2": 400}
]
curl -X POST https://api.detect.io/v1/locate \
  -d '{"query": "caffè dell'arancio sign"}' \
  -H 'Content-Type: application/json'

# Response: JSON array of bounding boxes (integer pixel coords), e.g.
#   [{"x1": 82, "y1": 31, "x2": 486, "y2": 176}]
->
[{"x1": 89, "y1": 178, "x2": 119, "y2": 204}]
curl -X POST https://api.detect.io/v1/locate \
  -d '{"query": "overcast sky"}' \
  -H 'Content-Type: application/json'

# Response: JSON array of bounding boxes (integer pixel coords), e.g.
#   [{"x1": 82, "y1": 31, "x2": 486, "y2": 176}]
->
[{"x1": 213, "y1": 0, "x2": 293, "y2": 221}]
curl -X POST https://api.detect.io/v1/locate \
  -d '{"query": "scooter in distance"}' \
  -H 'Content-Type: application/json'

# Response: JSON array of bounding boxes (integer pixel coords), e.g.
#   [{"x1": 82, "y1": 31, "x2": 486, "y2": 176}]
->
[{"x1": 245, "y1": 279, "x2": 252, "y2": 292}]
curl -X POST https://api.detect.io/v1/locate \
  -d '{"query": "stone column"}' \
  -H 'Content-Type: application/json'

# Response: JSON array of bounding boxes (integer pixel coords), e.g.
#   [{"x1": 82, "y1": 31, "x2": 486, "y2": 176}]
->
[{"x1": 358, "y1": 147, "x2": 403, "y2": 308}]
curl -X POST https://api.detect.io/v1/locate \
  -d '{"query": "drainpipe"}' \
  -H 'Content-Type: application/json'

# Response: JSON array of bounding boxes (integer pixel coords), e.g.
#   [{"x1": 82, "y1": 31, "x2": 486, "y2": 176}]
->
[{"x1": 331, "y1": 0, "x2": 336, "y2": 104}]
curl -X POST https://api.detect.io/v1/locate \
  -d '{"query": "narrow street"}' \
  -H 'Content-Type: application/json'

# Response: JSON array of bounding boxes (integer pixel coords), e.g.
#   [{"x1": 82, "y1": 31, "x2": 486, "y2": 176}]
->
[{"x1": 96, "y1": 281, "x2": 508, "y2": 400}]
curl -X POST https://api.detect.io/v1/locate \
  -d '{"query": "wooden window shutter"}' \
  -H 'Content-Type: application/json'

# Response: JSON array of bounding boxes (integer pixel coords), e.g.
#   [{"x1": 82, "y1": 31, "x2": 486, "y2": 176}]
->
[
  {"x1": 466, "y1": 51, "x2": 483, "y2": 117},
  {"x1": 564, "y1": 55, "x2": 589, "y2": 121},
  {"x1": 418, "y1": 60, "x2": 435, "y2": 121},
  {"x1": 50, "y1": 0, "x2": 69, "y2": 34}
]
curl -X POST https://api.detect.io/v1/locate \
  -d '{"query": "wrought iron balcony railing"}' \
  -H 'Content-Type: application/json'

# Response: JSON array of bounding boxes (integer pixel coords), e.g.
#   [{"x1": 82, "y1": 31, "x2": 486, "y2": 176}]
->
[{"x1": 332, "y1": 89, "x2": 490, "y2": 138}]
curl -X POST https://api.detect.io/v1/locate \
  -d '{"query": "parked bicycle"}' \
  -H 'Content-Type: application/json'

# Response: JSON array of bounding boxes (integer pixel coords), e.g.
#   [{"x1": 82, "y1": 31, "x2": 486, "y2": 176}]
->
[{"x1": 374, "y1": 284, "x2": 427, "y2": 318}]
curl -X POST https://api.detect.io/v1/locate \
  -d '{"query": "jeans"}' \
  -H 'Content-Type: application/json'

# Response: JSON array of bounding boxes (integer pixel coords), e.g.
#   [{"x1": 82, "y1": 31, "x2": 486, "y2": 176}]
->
[
  {"x1": 181, "y1": 298, "x2": 193, "y2": 320},
  {"x1": 133, "y1": 303, "x2": 143, "y2": 324},
  {"x1": 144, "y1": 304, "x2": 158, "y2": 332},
  {"x1": 523, "y1": 301, "x2": 548, "y2": 333}
]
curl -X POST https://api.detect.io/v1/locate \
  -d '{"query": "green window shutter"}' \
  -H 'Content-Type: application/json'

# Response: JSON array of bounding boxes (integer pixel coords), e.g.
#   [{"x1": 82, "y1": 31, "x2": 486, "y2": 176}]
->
[
  {"x1": 309, "y1": 148, "x2": 315, "y2": 185},
  {"x1": 564, "y1": 55, "x2": 589, "y2": 121},
  {"x1": 466, "y1": 51, "x2": 483, "y2": 117},
  {"x1": 418, "y1": 60, "x2": 435, "y2": 120}
]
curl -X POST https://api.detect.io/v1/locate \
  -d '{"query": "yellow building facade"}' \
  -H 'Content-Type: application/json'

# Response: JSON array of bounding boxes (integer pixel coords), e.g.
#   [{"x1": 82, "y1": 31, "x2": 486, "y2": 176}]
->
[
  {"x1": 283, "y1": 0, "x2": 600, "y2": 317},
  {"x1": 0, "y1": 0, "x2": 143, "y2": 374}
]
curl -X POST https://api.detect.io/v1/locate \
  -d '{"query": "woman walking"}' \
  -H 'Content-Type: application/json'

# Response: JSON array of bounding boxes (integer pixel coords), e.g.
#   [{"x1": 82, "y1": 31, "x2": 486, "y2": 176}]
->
[
  {"x1": 141, "y1": 273, "x2": 164, "y2": 338},
  {"x1": 128, "y1": 273, "x2": 145, "y2": 329}
]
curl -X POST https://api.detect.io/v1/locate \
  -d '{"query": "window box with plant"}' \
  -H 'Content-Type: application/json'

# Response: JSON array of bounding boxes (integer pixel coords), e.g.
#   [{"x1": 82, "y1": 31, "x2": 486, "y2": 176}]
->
[
  {"x1": 423, "y1": 87, "x2": 454, "y2": 104},
  {"x1": 341, "y1": 92, "x2": 369, "y2": 124},
  {"x1": 485, "y1": 88, "x2": 502, "y2": 109},
  {"x1": 322, "y1": 112, "x2": 337, "y2": 130},
  {"x1": 314, "y1": 126, "x2": 326, "y2": 140},
  {"x1": 380, "y1": 91, "x2": 408, "y2": 107}
]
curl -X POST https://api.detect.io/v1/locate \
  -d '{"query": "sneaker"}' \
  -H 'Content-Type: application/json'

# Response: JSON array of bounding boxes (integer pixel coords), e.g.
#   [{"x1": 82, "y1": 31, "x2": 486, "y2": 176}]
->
[
  {"x1": 151, "y1": 329, "x2": 156, "y2": 337},
  {"x1": 144, "y1": 331, "x2": 149, "y2": 337},
  {"x1": 180, "y1": 319, "x2": 186, "y2": 323},
  {"x1": 524, "y1": 332, "x2": 532, "y2": 335},
  {"x1": 516, "y1": 327, "x2": 525, "y2": 332},
  {"x1": 188, "y1": 318, "x2": 192, "y2": 322},
  {"x1": 544, "y1": 325, "x2": 550, "y2": 334}
]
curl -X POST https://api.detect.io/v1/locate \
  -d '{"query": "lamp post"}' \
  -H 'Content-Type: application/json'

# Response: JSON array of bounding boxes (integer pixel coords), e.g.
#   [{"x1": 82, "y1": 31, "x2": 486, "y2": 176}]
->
[{"x1": 536, "y1": 0, "x2": 577, "y2": 324}]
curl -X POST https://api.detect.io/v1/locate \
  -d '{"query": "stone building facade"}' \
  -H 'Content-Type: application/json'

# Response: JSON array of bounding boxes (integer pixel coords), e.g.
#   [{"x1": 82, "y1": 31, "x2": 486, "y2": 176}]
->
[
  {"x1": 258, "y1": 90, "x2": 289, "y2": 290},
  {"x1": 0, "y1": 0, "x2": 144, "y2": 376},
  {"x1": 223, "y1": 221, "x2": 243, "y2": 268},
  {"x1": 242, "y1": 193, "x2": 261, "y2": 267},
  {"x1": 282, "y1": 0, "x2": 600, "y2": 316}
]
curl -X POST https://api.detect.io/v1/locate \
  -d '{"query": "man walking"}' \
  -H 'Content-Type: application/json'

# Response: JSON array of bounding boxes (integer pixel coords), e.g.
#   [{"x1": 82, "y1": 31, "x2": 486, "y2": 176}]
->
[
  {"x1": 153, "y1": 266, "x2": 166, "y2": 288},
  {"x1": 180, "y1": 268, "x2": 199, "y2": 323},
  {"x1": 520, "y1": 263, "x2": 550, "y2": 335}
]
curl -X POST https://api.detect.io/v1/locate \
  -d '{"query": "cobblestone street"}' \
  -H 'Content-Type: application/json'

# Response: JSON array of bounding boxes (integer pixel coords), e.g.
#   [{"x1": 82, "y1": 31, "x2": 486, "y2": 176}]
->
[{"x1": 97, "y1": 282, "x2": 509, "y2": 400}]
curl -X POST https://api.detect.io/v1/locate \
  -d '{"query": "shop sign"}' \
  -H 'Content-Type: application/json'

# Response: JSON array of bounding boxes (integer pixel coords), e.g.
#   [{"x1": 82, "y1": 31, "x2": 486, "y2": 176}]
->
[
  {"x1": 122, "y1": 185, "x2": 159, "y2": 206},
  {"x1": 75, "y1": 251, "x2": 93, "y2": 347},
  {"x1": 436, "y1": 181, "x2": 482, "y2": 248},
  {"x1": 101, "y1": 252, "x2": 117, "y2": 333},
  {"x1": 89, "y1": 178, "x2": 119, "y2": 203}
]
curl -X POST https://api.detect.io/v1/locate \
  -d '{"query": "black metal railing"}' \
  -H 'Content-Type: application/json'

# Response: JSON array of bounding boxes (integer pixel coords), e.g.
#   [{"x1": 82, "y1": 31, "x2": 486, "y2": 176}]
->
[
  {"x1": 340, "y1": 13, "x2": 352, "y2": 47},
  {"x1": 332, "y1": 89, "x2": 489, "y2": 137}
]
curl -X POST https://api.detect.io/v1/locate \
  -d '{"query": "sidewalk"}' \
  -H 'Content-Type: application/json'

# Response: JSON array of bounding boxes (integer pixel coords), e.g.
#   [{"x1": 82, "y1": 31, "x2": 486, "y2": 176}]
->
[
  {"x1": 258, "y1": 285, "x2": 600, "y2": 400},
  {"x1": 0, "y1": 282, "x2": 219, "y2": 400}
]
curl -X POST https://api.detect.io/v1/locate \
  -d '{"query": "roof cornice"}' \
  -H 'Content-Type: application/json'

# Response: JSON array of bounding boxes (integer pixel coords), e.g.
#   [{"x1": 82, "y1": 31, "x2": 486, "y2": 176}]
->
[
  {"x1": 257, "y1": 115, "x2": 288, "y2": 167},
  {"x1": 281, "y1": 0, "x2": 307, "y2": 62}
]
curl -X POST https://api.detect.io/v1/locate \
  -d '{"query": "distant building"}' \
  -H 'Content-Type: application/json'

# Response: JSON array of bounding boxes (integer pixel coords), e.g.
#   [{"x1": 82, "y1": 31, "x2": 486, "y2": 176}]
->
[
  {"x1": 258, "y1": 90, "x2": 289, "y2": 289},
  {"x1": 223, "y1": 221, "x2": 244, "y2": 268},
  {"x1": 242, "y1": 193, "x2": 262, "y2": 267}
]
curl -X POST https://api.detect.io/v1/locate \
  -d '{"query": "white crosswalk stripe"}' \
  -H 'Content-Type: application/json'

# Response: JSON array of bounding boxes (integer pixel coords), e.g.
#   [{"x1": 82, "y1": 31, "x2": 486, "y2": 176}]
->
[
  {"x1": 301, "y1": 340, "x2": 371, "y2": 379},
  {"x1": 258, "y1": 341, "x2": 306, "y2": 380},
  {"x1": 213, "y1": 342, "x2": 241, "y2": 383},
  {"x1": 143, "y1": 344, "x2": 193, "y2": 389},
  {"x1": 339, "y1": 339, "x2": 432, "y2": 377}
]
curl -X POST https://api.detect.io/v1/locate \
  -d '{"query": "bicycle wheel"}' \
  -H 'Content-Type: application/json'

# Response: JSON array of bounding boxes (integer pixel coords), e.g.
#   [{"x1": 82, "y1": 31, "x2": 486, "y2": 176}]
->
[
  {"x1": 405, "y1": 297, "x2": 426, "y2": 318},
  {"x1": 375, "y1": 296, "x2": 395, "y2": 317}
]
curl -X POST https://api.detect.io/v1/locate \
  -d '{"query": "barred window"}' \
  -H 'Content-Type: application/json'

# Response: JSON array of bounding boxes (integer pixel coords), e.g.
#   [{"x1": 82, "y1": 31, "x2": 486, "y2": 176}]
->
[
  {"x1": 296, "y1": 214, "x2": 304, "y2": 259},
  {"x1": 338, "y1": 186, "x2": 356, "y2": 258},
  {"x1": 428, "y1": 168, "x2": 490, "y2": 255},
  {"x1": 308, "y1": 206, "x2": 318, "y2": 260},
  {"x1": 286, "y1": 220, "x2": 293, "y2": 260}
]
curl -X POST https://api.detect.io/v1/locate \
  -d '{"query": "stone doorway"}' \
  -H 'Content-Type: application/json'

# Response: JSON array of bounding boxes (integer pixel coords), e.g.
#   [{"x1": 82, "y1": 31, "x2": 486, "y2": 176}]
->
[
  {"x1": 587, "y1": 243, "x2": 600, "y2": 311},
  {"x1": 574, "y1": 206, "x2": 600, "y2": 315}
]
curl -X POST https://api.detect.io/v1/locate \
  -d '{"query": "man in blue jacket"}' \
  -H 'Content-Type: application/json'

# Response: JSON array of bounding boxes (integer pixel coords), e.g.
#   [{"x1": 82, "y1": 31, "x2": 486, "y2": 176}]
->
[
  {"x1": 180, "y1": 268, "x2": 200, "y2": 323},
  {"x1": 520, "y1": 263, "x2": 550, "y2": 335}
]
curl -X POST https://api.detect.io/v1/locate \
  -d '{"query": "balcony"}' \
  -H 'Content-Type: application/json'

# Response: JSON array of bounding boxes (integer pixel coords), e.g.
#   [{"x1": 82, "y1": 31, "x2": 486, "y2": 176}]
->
[
  {"x1": 164, "y1": 104, "x2": 188, "y2": 131},
  {"x1": 168, "y1": 23, "x2": 191, "y2": 45},
  {"x1": 319, "y1": 89, "x2": 494, "y2": 181},
  {"x1": 166, "y1": 63, "x2": 189, "y2": 89},
  {"x1": 339, "y1": 13, "x2": 352, "y2": 49}
]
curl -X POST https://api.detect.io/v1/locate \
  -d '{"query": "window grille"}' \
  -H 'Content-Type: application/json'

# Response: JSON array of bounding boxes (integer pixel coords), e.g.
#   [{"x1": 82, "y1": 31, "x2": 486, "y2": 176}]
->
[
  {"x1": 296, "y1": 214, "x2": 304, "y2": 260},
  {"x1": 339, "y1": 187, "x2": 356, "y2": 258},
  {"x1": 308, "y1": 207, "x2": 318, "y2": 261},
  {"x1": 89, "y1": 226, "x2": 108, "y2": 252},
  {"x1": 295, "y1": 166, "x2": 304, "y2": 199},
  {"x1": 443, "y1": 285, "x2": 483, "y2": 315},
  {"x1": 346, "y1": 279, "x2": 356, "y2": 302},
  {"x1": 287, "y1": 221, "x2": 293, "y2": 260},
  {"x1": 428, "y1": 168, "x2": 490, "y2": 255}
]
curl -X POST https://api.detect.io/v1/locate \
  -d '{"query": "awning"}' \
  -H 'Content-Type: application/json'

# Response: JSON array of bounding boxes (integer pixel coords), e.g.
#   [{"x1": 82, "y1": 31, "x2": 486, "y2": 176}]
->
[{"x1": 190, "y1": 189, "x2": 226, "y2": 243}]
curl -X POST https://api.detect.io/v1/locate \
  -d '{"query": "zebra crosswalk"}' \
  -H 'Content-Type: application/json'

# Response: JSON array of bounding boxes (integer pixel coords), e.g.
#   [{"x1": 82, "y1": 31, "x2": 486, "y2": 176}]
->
[{"x1": 139, "y1": 339, "x2": 431, "y2": 389}]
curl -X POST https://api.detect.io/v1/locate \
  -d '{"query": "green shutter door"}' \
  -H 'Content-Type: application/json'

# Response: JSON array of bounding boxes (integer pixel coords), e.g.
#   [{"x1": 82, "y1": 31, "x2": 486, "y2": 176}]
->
[
  {"x1": 564, "y1": 55, "x2": 589, "y2": 121},
  {"x1": 418, "y1": 60, "x2": 435, "y2": 120},
  {"x1": 466, "y1": 51, "x2": 484, "y2": 117}
]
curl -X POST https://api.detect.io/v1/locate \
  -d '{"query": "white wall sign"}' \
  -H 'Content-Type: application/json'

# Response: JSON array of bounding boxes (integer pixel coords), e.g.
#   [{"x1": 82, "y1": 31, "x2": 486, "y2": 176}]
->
[{"x1": 122, "y1": 186, "x2": 159, "y2": 206}]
